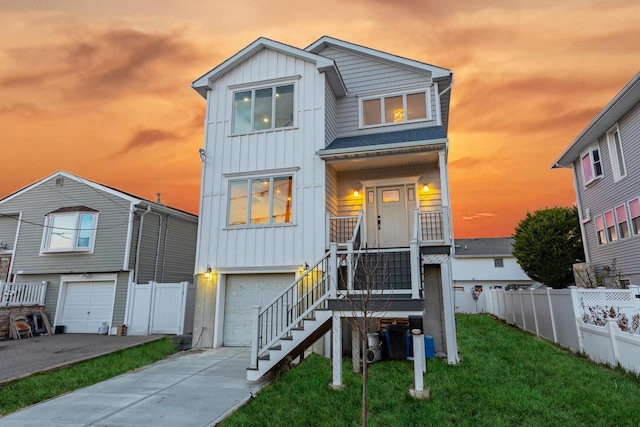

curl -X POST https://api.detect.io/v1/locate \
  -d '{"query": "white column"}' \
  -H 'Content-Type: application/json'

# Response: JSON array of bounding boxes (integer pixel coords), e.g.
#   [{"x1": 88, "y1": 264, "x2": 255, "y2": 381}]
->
[
  {"x1": 330, "y1": 314, "x2": 344, "y2": 389},
  {"x1": 410, "y1": 238, "x2": 421, "y2": 299},
  {"x1": 441, "y1": 259, "x2": 459, "y2": 364},
  {"x1": 249, "y1": 305, "x2": 260, "y2": 370}
]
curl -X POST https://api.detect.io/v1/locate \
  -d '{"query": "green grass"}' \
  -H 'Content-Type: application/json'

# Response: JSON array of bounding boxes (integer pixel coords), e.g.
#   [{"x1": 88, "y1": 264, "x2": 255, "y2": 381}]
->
[
  {"x1": 222, "y1": 315, "x2": 640, "y2": 427},
  {"x1": 0, "y1": 337, "x2": 176, "y2": 415}
]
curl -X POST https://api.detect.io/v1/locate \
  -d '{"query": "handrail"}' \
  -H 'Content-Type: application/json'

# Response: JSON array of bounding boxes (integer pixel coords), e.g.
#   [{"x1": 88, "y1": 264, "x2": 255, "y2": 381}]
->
[
  {"x1": 251, "y1": 251, "x2": 332, "y2": 368},
  {"x1": 1, "y1": 281, "x2": 47, "y2": 306}
]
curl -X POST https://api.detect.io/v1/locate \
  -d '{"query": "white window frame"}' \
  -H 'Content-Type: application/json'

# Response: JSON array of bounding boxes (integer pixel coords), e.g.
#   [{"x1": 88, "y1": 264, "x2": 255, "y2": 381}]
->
[
  {"x1": 604, "y1": 210, "x2": 617, "y2": 243},
  {"x1": 41, "y1": 211, "x2": 98, "y2": 254},
  {"x1": 226, "y1": 172, "x2": 295, "y2": 227},
  {"x1": 494, "y1": 258, "x2": 504, "y2": 268},
  {"x1": 359, "y1": 87, "x2": 432, "y2": 128},
  {"x1": 230, "y1": 78, "x2": 297, "y2": 135},
  {"x1": 606, "y1": 123, "x2": 626, "y2": 182},
  {"x1": 580, "y1": 144, "x2": 603, "y2": 186}
]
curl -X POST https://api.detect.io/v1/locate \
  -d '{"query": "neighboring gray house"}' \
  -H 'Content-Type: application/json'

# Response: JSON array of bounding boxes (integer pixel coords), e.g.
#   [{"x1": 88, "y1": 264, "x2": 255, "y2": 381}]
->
[
  {"x1": 553, "y1": 72, "x2": 640, "y2": 286},
  {"x1": 191, "y1": 36, "x2": 459, "y2": 384},
  {"x1": 0, "y1": 171, "x2": 197, "y2": 335},
  {"x1": 452, "y1": 237, "x2": 537, "y2": 292}
]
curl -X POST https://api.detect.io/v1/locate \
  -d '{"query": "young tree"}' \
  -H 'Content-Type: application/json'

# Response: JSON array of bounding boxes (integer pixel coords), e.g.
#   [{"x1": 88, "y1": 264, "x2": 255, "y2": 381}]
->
[{"x1": 512, "y1": 206, "x2": 585, "y2": 289}]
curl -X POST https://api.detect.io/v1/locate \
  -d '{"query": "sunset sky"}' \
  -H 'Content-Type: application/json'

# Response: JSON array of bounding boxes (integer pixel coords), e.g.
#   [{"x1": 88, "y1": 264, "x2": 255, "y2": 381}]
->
[{"x1": 0, "y1": 0, "x2": 638, "y2": 238}]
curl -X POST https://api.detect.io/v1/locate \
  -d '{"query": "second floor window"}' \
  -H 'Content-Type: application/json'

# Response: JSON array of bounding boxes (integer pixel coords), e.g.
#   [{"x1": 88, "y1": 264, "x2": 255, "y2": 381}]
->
[
  {"x1": 581, "y1": 146, "x2": 603, "y2": 185},
  {"x1": 232, "y1": 84, "x2": 294, "y2": 134},
  {"x1": 228, "y1": 175, "x2": 293, "y2": 226},
  {"x1": 630, "y1": 198, "x2": 640, "y2": 235},
  {"x1": 607, "y1": 124, "x2": 626, "y2": 181},
  {"x1": 42, "y1": 207, "x2": 98, "y2": 253},
  {"x1": 361, "y1": 91, "x2": 429, "y2": 127},
  {"x1": 615, "y1": 205, "x2": 630, "y2": 239}
]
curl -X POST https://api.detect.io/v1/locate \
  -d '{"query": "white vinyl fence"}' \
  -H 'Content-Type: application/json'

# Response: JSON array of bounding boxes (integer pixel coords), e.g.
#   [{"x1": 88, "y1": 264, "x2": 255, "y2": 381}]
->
[
  {"x1": 1, "y1": 281, "x2": 47, "y2": 306},
  {"x1": 482, "y1": 286, "x2": 640, "y2": 374},
  {"x1": 125, "y1": 281, "x2": 195, "y2": 336}
]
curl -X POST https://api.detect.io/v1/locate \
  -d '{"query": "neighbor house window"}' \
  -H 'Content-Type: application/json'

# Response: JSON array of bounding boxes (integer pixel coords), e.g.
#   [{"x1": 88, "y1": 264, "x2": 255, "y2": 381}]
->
[
  {"x1": 361, "y1": 90, "x2": 430, "y2": 127},
  {"x1": 607, "y1": 124, "x2": 626, "y2": 181},
  {"x1": 615, "y1": 204, "x2": 630, "y2": 239},
  {"x1": 604, "y1": 210, "x2": 617, "y2": 242},
  {"x1": 41, "y1": 207, "x2": 98, "y2": 253},
  {"x1": 630, "y1": 198, "x2": 640, "y2": 235},
  {"x1": 581, "y1": 146, "x2": 603, "y2": 185},
  {"x1": 595, "y1": 215, "x2": 606, "y2": 245},
  {"x1": 232, "y1": 84, "x2": 294, "y2": 134},
  {"x1": 228, "y1": 176, "x2": 293, "y2": 226},
  {"x1": 494, "y1": 258, "x2": 504, "y2": 268}
]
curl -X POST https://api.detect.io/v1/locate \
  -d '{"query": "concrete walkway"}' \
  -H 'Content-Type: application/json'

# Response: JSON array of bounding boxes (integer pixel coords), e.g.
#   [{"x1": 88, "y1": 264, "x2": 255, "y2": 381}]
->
[{"x1": 0, "y1": 347, "x2": 270, "y2": 427}]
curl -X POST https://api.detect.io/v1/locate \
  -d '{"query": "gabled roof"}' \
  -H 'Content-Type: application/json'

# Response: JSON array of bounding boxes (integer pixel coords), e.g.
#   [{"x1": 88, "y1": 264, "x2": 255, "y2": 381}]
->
[
  {"x1": 453, "y1": 237, "x2": 514, "y2": 257},
  {"x1": 318, "y1": 127, "x2": 447, "y2": 159},
  {"x1": 553, "y1": 71, "x2": 640, "y2": 168},
  {"x1": 191, "y1": 37, "x2": 347, "y2": 99},
  {"x1": 305, "y1": 36, "x2": 452, "y2": 80},
  {"x1": 0, "y1": 171, "x2": 197, "y2": 220}
]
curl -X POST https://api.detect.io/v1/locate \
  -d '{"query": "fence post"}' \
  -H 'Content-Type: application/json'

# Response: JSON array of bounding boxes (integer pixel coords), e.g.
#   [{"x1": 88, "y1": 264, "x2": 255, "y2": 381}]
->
[
  {"x1": 607, "y1": 319, "x2": 620, "y2": 366},
  {"x1": 250, "y1": 305, "x2": 260, "y2": 370},
  {"x1": 519, "y1": 290, "x2": 526, "y2": 330},
  {"x1": 530, "y1": 289, "x2": 539, "y2": 336},
  {"x1": 547, "y1": 288, "x2": 558, "y2": 343}
]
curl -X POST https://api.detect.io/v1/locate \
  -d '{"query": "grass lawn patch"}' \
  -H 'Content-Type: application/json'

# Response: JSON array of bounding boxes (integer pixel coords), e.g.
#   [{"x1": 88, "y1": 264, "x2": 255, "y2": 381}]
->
[
  {"x1": 221, "y1": 315, "x2": 640, "y2": 427},
  {"x1": 0, "y1": 337, "x2": 176, "y2": 415}
]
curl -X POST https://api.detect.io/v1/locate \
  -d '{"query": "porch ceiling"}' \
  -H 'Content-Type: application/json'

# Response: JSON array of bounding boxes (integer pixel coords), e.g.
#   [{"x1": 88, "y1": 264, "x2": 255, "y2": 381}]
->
[{"x1": 323, "y1": 149, "x2": 440, "y2": 172}]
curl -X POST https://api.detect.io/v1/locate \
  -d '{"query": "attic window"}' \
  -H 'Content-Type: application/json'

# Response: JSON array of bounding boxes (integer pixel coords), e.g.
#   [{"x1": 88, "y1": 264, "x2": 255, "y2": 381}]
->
[
  {"x1": 494, "y1": 258, "x2": 504, "y2": 268},
  {"x1": 41, "y1": 208, "x2": 99, "y2": 254},
  {"x1": 361, "y1": 90, "x2": 430, "y2": 128}
]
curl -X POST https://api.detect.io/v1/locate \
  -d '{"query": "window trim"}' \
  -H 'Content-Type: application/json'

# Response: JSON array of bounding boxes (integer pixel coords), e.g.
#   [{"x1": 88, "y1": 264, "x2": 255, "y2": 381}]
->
[
  {"x1": 580, "y1": 144, "x2": 603, "y2": 186},
  {"x1": 41, "y1": 210, "x2": 99, "y2": 254},
  {"x1": 606, "y1": 123, "x2": 627, "y2": 182},
  {"x1": 226, "y1": 173, "x2": 295, "y2": 227},
  {"x1": 359, "y1": 87, "x2": 432, "y2": 129},
  {"x1": 230, "y1": 79, "x2": 297, "y2": 135},
  {"x1": 494, "y1": 258, "x2": 504, "y2": 268}
]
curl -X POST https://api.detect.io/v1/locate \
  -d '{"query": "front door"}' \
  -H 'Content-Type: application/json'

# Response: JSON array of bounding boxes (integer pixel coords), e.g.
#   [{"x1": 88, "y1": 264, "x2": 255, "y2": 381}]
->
[{"x1": 376, "y1": 186, "x2": 408, "y2": 247}]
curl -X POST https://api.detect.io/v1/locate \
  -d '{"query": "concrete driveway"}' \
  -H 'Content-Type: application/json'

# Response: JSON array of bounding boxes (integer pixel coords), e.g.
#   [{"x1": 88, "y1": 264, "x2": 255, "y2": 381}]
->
[{"x1": 0, "y1": 346, "x2": 267, "y2": 426}]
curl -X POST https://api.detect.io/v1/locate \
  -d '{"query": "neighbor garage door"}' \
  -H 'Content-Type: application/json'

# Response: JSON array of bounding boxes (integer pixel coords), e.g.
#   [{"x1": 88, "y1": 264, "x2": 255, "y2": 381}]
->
[
  {"x1": 60, "y1": 281, "x2": 115, "y2": 333},
  {"x1": 223, "y1": 273, "x2": 294, "y2": 346}
]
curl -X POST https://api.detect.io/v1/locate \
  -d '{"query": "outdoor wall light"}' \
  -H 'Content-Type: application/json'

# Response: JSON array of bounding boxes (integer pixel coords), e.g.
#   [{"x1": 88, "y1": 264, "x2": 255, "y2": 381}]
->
[
  {"x1": 353, "y1": 190, "x2": 359, "y2": 198},
  {"x1": 204, "y1": 265, "x2": 212, "y2": 280},
  {"x1": 304, "y1": 262, "x2": 310, "y2": 271},
  {"x1": 423, "y1": 184, "x2": 429, "y2": 193}
]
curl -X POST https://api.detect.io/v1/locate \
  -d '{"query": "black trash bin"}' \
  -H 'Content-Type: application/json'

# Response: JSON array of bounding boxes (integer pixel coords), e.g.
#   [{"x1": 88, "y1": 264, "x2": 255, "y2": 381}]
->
[{"x1": 384, "y1": 324, "x2": 408, "y2": 360}]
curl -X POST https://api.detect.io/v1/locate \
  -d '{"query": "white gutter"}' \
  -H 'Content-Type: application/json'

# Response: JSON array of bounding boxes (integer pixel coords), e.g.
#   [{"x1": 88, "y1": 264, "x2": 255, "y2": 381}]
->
[
  {"x1": 317, "y1": 138, "x2": 447, "y2": 158},
  {"x1": 134, "y1": 206, "x2": 151, "y2": 283}
]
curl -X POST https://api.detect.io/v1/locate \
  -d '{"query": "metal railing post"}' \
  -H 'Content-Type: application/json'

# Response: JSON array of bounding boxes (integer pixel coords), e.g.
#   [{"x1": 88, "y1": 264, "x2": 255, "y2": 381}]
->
[{"x1": 250, "y1": 305, "x2": 261, "y2": 369}]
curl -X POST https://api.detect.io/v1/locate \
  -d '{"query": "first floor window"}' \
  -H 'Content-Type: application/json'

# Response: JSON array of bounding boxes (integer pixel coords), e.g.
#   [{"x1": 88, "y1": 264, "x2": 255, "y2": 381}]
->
[
  {"x1": 42, "y1": 207, "x2": 98, "y2": 252},
  {"x1": 604, "y1": 210, "x2": 617, "y2": 242},
  {"x1": 630, "y1": 198, "x2": 640, "y2": 235},
  {"x1": 228, "y1": 175, "x2": 293, "y2": 226},
  {"x1": 615, "y1": 204, "x2": 630, "y2": 239},
  {"x1": 581, "y1": 146, "x2": 603, "y2": 185},
  {"x1": 595, "y1": 215, "x2": 606, "y2": 245}
]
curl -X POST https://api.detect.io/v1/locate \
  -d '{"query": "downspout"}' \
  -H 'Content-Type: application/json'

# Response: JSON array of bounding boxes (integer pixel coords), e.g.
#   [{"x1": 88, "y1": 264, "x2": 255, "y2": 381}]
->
[
  {"x1": 160, "y1": 216, "x2": 169, "y2": 282},
  {"x1": 134, "y1": 206, "x2": 151, "y2": 283},
  {"x1": 571, "y1": 162, "x2": 591, "y2": 263},
  {"x1": 147, "y1": 210, "x2": 163, "y2": 283}
]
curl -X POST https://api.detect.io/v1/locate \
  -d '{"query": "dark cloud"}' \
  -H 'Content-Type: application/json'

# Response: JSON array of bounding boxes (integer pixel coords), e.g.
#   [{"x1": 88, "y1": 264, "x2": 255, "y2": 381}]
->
[{"x1": 110, "y1": 128, "x2": 180, "y2": 158}]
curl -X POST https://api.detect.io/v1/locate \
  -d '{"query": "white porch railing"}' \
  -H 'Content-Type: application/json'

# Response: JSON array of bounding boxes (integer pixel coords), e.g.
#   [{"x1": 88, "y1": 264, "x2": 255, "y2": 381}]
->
[{"x1": 1, "y1": 281, "x2": 48, "y2": 306}]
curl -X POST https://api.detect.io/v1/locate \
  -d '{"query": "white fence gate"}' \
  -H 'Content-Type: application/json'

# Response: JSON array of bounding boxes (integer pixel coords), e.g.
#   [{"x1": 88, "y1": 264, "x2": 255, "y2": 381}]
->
[
  {"x1": 126, "y1": 281, "x2": 195, "y2": 336},
  {"x1": 483, "y1": 286, "x2": 640, "y2": 374}
]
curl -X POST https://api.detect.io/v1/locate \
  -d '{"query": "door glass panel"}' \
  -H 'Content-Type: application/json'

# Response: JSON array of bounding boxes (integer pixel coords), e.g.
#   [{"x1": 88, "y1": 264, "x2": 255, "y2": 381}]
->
[{"x1": 382, "y1": 189, "x2": 400, "y2": 203}]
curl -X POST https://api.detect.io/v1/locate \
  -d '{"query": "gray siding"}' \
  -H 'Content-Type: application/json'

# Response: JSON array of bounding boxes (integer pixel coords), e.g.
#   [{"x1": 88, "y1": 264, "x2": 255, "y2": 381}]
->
[
  {"x1": 316, "y1": 46, "x2": 436, "y2": 138},
  {"x1": 325, "y1": 82, "x2": 338, "y2": 147},
  {"x1": 576, "y1": 102, "x2": 640, "y2": 283},
  {"x1": 0, "y1": 215, "x2": 18, "y2": 251},
  {"x1": 325, "y1": 165, "x2": 338, "y2": 217},
  {"x1": 0, "y1": 176, "x2": 131, "y2": 275}
]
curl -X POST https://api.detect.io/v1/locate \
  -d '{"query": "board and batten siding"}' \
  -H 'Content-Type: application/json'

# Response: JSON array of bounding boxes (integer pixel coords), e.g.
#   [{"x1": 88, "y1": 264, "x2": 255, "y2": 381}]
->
[
  {"x1": 315, "y1": 46, "x2": 436, "y2": 138},
  {"x1": 1, "y1": 176, "x2": 131, "y2": 275},
  {"x1": 574, "y1": 102, "x2": 640, "y2": 282},
  {"x1": 199, "y1": 48, "x2": 328, "y2": 270},
  {"x1": 325, "y1": 165, "x2": 338, "y2": 217},
  {"x1": 325, "y1": 81, "x2": 338, "y2": 147}
]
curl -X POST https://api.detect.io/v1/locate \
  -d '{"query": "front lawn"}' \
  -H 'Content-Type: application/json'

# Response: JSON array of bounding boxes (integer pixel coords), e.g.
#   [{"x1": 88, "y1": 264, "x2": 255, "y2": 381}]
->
[{"x1": 221, "y1": 315, "x2": 640, "y2": 427}]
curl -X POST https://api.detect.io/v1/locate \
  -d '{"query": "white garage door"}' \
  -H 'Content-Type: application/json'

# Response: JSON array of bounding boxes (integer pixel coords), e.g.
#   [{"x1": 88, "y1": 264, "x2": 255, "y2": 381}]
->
[
  {"x1": 60, "y1": 281, "x2": 115, "y2": 333},
  {"x1": 223, "y1": 274, "x2": 294, "y2": 346}
]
